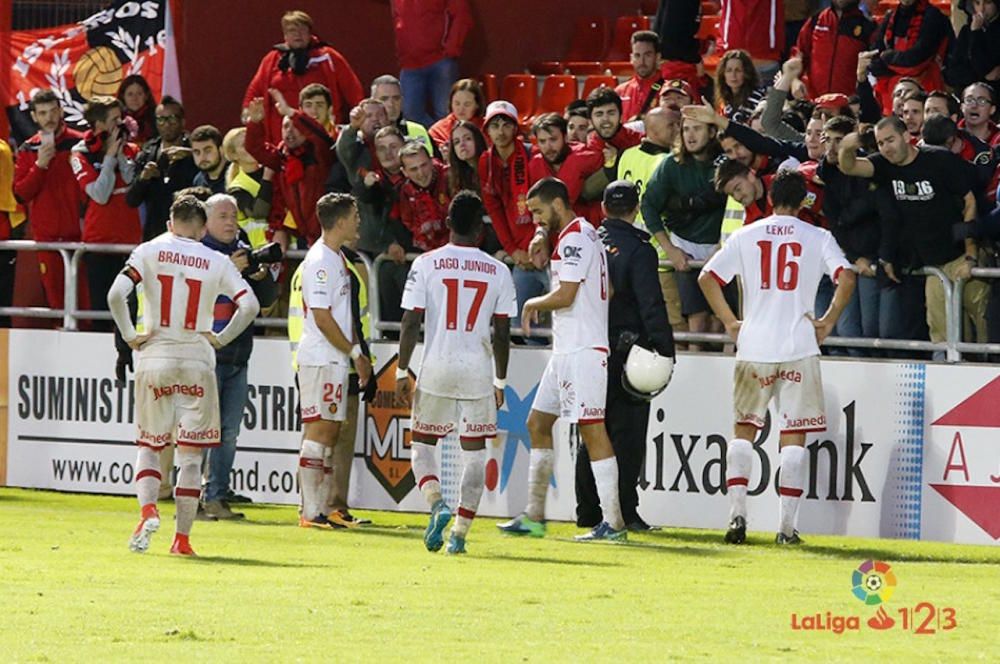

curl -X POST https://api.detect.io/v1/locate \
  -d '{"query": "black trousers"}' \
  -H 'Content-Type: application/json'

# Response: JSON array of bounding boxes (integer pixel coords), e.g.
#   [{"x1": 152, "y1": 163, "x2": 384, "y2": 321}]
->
[
  {"x1": 575, "y1": 348, "x2": 650, "y2": 527},
  {"x1": 85, "y1": 253, "x2": 126, "y2": 331}
]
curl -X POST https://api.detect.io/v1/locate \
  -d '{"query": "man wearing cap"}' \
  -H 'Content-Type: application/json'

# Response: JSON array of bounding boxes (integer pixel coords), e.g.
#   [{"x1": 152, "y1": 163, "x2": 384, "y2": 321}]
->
[
  {"x1": 616, "y1": 30, "x2": 665, "y2": 123},
  {"x1": 478, "y1": 100, "x2": 547, "y2": 337},
  {"x1": 576, "y1": 180, "x2": 675, "y2": 532}
]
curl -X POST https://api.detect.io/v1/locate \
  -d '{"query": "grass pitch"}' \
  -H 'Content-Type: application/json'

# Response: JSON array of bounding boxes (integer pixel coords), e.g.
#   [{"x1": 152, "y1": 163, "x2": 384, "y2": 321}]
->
[{"x1": 1, "y1": 488, "x2": 998, "y2": 662}]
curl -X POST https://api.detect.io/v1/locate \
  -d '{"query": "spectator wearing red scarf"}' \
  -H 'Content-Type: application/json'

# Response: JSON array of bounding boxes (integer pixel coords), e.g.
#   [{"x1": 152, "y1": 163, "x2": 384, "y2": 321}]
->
[
  {"x1": 243, "y1": 10, "x2": 364, "y2": 142},
  {"x1": 478, "y1": 101, "x2": 547, "y2": 337},
  {"x1": 396, "y1": 142, "x2": 451, "y2": 252},
  {"x1": 245, "y1": 95, "x2": 336, "y2": 247}
]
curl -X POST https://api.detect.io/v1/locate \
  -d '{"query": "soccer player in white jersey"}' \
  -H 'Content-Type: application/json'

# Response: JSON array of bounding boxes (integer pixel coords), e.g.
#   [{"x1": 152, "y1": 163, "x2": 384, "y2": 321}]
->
[
  {"x1": 395, "y1": 192, "x2": 517, "y2": 554},
  {"x1": 498, "y1": 177, "x2": 628, "y2": 542},
  {"x1": 296, "y1": 193, "x2": 373, "y2": 529},
  {"x1": 698, "y1": 169, "x2": 856, "y2": 545},
  {"x1": 108, "y1": 195, "x2": 260, "y2": 556}
]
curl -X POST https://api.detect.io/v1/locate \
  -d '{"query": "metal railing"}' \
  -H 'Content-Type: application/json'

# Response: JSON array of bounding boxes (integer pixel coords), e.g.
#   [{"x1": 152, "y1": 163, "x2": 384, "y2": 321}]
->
[{"x1": 1, "y1": 241, "x2": 998, "y2": 362}]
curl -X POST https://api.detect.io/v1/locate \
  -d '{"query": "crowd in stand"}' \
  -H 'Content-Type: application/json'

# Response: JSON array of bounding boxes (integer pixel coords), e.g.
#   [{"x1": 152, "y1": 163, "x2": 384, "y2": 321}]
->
[{"x1": 4, "y1": 1, "x2": 1000, "y2": 358}]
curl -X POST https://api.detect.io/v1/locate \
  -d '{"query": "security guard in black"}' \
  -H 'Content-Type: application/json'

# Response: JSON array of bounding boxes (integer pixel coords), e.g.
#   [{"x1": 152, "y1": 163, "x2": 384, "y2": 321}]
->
[{"x1": 576, "y1": 181, "x2": 675, "y2": 530}]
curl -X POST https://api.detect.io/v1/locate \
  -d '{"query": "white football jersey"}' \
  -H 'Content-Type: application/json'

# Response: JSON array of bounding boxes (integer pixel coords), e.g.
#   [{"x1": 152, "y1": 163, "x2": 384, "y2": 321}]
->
[
  {"x1": 401, "y1": 244, "x2": 518, "y2": 399},
  {"x1": 125, "y1": 234, "x2": 249, "y2": 363},
  {"x1": 702, "y1": 214, "x2": 851, "y2": 362},
  {"x1": 297, "y1": 241, "x2": 354, "y2": 367},
  {"x1": 549, "y1": 218, "x2": 609, "y2": 355}
]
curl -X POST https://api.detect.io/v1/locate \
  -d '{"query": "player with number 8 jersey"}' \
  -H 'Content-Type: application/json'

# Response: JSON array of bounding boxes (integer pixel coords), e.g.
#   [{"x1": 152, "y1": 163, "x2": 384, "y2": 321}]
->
[
  {"x1": 497, "y1": 178, "x2": 628, "y2": 543},
  {"x1": 108, "y1": 195, "x2": 260, "y2": 556}
]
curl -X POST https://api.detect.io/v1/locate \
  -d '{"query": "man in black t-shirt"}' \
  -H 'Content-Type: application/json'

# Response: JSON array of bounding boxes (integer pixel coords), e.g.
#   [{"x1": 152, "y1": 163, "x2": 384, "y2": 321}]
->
[{"x1": 837, "y1": 116, "x2": 989, "y2": 349}]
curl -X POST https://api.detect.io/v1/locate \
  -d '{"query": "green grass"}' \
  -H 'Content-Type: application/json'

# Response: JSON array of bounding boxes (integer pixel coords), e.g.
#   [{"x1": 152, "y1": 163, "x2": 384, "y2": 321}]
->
[{"x1": 1, "y1": 488, "x2": 998, "y2": 662}]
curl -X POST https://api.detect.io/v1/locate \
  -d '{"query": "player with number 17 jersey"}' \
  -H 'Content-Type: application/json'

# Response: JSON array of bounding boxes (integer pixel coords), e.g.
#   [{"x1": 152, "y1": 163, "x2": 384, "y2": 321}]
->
[{"x1": 402, "y1": 244, "x2": 517, "y2": 403}]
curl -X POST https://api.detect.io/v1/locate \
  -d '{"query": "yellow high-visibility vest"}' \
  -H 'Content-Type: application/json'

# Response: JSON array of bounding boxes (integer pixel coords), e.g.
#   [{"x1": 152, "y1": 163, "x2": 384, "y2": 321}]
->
[
  {"x1": 404, "y1": 120, "x2": 433, "y2": 153},
  {"x1": 720, "y1": 195, "x2": 746, "y2": 245},
  {"x1": 227, "y1": 169, "x2": 270, "y2": 249},
  {"x1": 617, "y1": 143, "x2": 669, "y2": 271},
  {"x1": 289, "y1": 256, "x2": 370, "y2": 371}
]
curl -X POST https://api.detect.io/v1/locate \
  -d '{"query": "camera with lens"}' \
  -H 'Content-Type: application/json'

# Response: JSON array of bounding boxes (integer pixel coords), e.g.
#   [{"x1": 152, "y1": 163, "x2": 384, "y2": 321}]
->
[{"x1": 244, "y1": 241, "x2": 284, "y2": 275}]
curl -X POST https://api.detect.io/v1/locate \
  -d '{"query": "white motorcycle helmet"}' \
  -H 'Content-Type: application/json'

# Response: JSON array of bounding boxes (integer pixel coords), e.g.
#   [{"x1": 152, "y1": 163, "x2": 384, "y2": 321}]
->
[{"x1": 623, "y1": 344, "x2": 674, "y2": 401}]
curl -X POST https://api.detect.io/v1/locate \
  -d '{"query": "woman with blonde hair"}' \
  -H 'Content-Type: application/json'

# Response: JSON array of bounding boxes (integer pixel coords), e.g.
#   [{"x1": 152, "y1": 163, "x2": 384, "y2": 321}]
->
[{"x1": 222, "y1": 127, "x2": 272, "y2": 249}]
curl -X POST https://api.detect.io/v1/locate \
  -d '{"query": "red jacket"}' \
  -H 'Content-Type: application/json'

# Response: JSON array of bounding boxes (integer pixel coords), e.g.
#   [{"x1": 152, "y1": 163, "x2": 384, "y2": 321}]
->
[
  {"x1": 391, "y1": 0, "x2": 473, "y2": 70},
  {"x1": 871, "y1": 0, "x2": 950, "y2": 113},
  {"x1": 69, "y1": 137, "x2": 141, "y2": 244},
  {"x1": 246, "y1": 111, "x2": 335, "y2": 244},
  {"x1": 794, "y1": 5, "x2": 876, "y2": 97},
  {"x1": 479, "y1": 143, "x2": 536, "y2": 255},
  {"x1": 14, "y1": 126, "x2": 84, "y2": 241},
  {"x1": 720, "y1": 0, "x2": 785, "y2": 62},
  {"x1": 527, "y1": 143, "x2": 604, "y2": 221},
  {"x1": 616, "y1": 76, "x2": 662, "y2": 122},
  {"x1": 397, "y1": 161, "x2": 452, "y2": 252},
  {"x1": 428, "y1": 113, "x2": 484, "y2": 153},
  {"x1": 243, "y1": 36, "x2": 364, "y2": 143},
  {"x1": 586, "y1": 125, "x2": 643, "y2": 154}
]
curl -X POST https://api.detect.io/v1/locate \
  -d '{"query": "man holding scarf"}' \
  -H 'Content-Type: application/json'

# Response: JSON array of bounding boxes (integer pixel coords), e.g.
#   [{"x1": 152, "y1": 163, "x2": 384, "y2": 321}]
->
[{"x1": 243, "y1": 10, "x2": 364, "y2": 142}]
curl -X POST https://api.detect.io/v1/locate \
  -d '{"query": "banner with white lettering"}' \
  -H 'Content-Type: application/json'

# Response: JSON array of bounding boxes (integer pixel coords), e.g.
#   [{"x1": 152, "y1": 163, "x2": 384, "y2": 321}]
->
[
  {"x1": 5, "y1": 331, "x2": 998, "y2": 545},
  {"x1": 2, "y1": 0, "x2": 180, "y2": 143}
]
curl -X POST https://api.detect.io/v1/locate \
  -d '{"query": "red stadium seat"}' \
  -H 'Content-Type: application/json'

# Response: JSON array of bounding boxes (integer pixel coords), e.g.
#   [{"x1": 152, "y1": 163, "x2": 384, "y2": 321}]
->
[
  {"x1": 701, "y1": 0, "x2": 721, "y2": 16},
  {"x1": 480, "y1": 73, "x2": 499, "y2": 104},
  {"x1": 564, "y1": 61, "x2": 608, "y2": 76},
  {"x1": 606, "y1": 16, "x2": 651, "y2": 61},
  {"x1": 603, "y1": 61, "x2": 636, "y2": 77},
  {"x1": 564, "y1": 16, "x2": 610, "y2": 62},
  {"x1": 697, "y1": 16, "x2": 720, "y2": 40},
  {"x1": 530, "y1": 61, "x2": 566, "y2": 75},
  {"x1": 535, "y1": 75, "x2": 579, "y2": 116},
  {"x1": 500, "y1": 74, "x2": 538, "y2": 123},
  {"x1": 582, "y1": 75, "x2": 618, "y2": 100}
]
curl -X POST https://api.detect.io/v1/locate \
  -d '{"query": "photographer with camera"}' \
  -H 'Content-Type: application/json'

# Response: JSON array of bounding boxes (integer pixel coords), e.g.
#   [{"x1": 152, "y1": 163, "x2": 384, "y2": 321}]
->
[
  {"x1": 199, "y1": 193, "x2": 278, "y2": 519},
  {"x1": 70, "y1": 96, "x2": 142, "y2": 329}
]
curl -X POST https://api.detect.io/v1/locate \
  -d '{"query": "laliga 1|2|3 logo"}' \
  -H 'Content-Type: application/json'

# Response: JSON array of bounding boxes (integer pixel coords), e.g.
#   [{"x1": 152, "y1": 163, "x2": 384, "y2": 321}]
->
[{"x1": 790, "y1": 560, "x2": 958, "y2": 635}]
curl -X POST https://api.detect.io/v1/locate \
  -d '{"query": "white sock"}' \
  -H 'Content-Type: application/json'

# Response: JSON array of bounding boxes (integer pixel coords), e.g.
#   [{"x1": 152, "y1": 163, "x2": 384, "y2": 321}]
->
[
  {"x1": 411, "y1": 442, "x2": 442, "y2": 506},
  {"x1": 299, "y1": 439, "x2": 326, "y2": 521},
  {"x1": 135, "y1": 446, "x2": 162, "y2": 511},
  {"x1": 726, "y1": 438, "x2": 753, "y2": 521},
  {"x1": 453, "y1": 448, "x2": 486, "y2": 537},
  {"x1": 591, "y1": 456, "x2": 624, "y2": 530},
  {"x1": 174, "y1": 447, "x2": 203, "y2": 536},
  {"x1": 320, "y1": 446, "x2": 334, "y2": 513},
  {"x1": 525, "y1": 448, "x2": 554, "y2": 522},
  {"x1": 778, "y1": 445, "x2": 807, "y2": 537}
]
